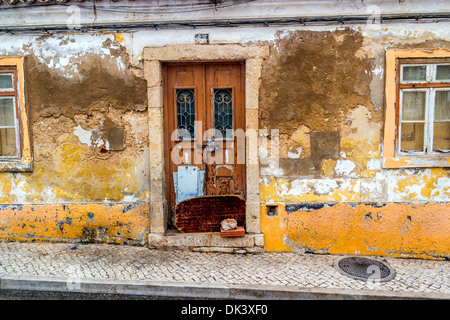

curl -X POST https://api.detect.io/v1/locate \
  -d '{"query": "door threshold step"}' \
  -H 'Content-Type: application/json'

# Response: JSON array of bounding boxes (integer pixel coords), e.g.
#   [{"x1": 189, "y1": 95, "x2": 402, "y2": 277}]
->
[{"x1": 148, "y1": 232, "x2": 264, "y2": 253}]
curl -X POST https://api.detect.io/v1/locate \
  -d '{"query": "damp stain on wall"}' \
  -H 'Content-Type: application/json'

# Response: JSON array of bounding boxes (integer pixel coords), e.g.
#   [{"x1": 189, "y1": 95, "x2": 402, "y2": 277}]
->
[{"x1": 0, "y1": 34, "x2": 150, "y2": 205}]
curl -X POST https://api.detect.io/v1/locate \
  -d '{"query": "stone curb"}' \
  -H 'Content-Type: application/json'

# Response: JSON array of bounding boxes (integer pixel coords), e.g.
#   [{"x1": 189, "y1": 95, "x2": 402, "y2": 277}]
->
[{"x1": 1, "y1": 274, "x2": 449, "y2": 300}]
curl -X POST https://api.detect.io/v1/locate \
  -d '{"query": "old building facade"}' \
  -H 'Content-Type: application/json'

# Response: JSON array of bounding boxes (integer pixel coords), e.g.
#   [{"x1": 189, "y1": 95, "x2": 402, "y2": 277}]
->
[{"x1": 0, "y1": 0, "x2": 449, "y2": 259}]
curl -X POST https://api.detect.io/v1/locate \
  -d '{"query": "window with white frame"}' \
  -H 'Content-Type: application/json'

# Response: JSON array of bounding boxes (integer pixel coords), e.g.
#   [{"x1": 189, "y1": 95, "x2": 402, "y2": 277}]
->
[
  {"x1": 0, "y1": 57, "x2": 32, "y2": 172},
  {"x1": 397, "y1": 60, "x2": 450, "y2": 156},
  {"x1": 0, "y1": 68, "x2": 19, "y2": 159}
]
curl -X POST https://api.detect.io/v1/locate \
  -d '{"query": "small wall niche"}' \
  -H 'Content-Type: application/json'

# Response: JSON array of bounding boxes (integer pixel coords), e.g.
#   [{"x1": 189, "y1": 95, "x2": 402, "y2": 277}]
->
[{"x1": 265, "y1": 204, "x2": 279, "y2": 217}]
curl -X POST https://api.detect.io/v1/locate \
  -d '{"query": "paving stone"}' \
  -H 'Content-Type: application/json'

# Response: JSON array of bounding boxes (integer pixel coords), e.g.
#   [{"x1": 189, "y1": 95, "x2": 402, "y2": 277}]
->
[{"x1": 0, "y1": 242, "x2": 449, "y2": 296}]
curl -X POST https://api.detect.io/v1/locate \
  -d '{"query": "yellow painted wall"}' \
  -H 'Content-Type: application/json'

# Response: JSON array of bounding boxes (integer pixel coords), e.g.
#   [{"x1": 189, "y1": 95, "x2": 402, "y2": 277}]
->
[
  {"x1": 261, "y1": 202, "x2": 450, "y2": 260},
  {"x1": 259, "y1": 101, "x2": 449, "y2": 260},
  {"x1": 0, "y1": 203, "x2": 150, "y2": 245}
]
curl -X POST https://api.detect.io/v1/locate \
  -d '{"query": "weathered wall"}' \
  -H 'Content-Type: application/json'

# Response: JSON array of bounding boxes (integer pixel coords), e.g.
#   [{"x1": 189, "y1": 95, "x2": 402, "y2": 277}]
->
[
  {"x1": 259, "y1": 27, "x2": 450, "y2": 201},
  {"x1": 0, "y1": 203, "x2": 150, "y2": 244},
  {"x1": 0, "y1": 34, "x2": 149, "y2": 204},
  {"x1": 258, "y1": 26, "x2": 450, "y2": 259},
  {"x1": 261, "y1": 202, "x2": 450, "y2": 260},
  {"x1": 0, "y1": 20, "x2": 448, "y2": 255},
  {"x1": 0, "y1": 34, "x2": 150, "y2": 243}
]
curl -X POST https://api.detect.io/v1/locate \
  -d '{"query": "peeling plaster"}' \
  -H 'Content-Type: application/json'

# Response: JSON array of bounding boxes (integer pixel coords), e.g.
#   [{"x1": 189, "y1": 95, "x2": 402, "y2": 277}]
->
[
  {"x1": 287, "y1": 147, "x2": 302, "y2": 159},
  {"x1": 9, "y1": 178, "x2": 28, "y2": 203},
  {"x1": 0, "y1": 34, "x2": 128, "y2": 80},
  {"x1": 0, "y1": 15, "x2": 448, "y2": 254},
  {"x1": 73, "y1": 125, "x2": 93, "y2": 147},
  {"x1": 335, "y1": 160, "x2": 357, "y2": 177}
]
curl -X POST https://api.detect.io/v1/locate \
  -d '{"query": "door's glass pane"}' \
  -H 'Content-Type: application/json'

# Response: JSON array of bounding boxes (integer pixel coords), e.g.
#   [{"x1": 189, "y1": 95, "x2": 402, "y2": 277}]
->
[
  {"x1": 176, "y1": 89, "x2": 195, "y2": 139},
  {"x1": 435, "y1": 91, "x2": 450, "y2": 121},
  {"x1": 0, "y1": 74, "x2": 13, "y2": 90},
  {"x1": 0, "y1": 97, "x2": 15, "y2": 127},
  {"x1": 402, "y1": 65, "x2": 427, "y2": 82},
  {"x1": 433, "y1": 122, "x2": 450, "y2": 153},
  {"x1": 214, "y1": 89, "x2": 233, "y2": 139},
  {"x1": 400, "y1": 122, "x2": 424, "y2": 153},
  {"x1": 401, "y1": 91, "x2": 426, "y2": 121},
  {"x1": 436, "y1": 65, "x2": 450, "y2": 81},
  {"x1": 0, "y1": 128, "x2": 17, "y2": 156}
]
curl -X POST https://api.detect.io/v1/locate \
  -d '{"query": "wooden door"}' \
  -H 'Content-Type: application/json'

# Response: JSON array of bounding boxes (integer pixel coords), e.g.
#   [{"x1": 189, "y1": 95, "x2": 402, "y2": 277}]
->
[{"x1": 163, "y1": 62, "x2": 246, "y2": 228}]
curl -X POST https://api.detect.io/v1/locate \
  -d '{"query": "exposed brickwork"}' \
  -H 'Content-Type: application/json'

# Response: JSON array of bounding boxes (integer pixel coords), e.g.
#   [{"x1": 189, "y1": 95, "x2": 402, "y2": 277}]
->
[{"x1": 175, "y1": 195, "x2": 245, "y2": 233}]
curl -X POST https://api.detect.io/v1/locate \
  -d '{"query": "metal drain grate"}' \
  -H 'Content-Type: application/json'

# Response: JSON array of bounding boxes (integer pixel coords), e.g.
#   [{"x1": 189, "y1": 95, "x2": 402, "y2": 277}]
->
[{"x1": 333, "y1": 256, "x2": 396, "y2": 282}]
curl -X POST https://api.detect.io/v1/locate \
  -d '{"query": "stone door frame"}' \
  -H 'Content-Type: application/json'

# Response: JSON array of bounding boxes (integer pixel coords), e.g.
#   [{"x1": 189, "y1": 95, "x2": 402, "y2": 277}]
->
[{"x1": 143, "y1": 44, "x2": 269, "y2": 241}]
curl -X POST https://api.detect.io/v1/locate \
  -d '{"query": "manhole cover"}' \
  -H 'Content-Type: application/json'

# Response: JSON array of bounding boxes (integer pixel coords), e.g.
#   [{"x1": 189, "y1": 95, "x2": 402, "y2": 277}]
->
[{"x1": 333, "y1": 256, "x2": 396, "y2": 282}]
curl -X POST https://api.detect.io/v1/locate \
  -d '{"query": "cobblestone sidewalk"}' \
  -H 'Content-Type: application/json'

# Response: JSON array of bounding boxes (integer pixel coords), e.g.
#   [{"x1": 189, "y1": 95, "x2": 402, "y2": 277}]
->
[{"x1": 0, "y1": 242, "x2": 449, "y2": 298}]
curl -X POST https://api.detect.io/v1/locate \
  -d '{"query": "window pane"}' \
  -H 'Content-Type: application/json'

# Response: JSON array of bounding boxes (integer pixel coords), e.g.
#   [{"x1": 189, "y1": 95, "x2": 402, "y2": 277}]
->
[
  {"x1": 436, "y1": 65, "x2": 450, "y2": 81},
  {"x1": 401, "y1": 122, "x2": 424, "y2": 153},
  {"x1": 402, "y1": 65, "x2": 427, "y2": 82},
  {"x1": 0, "y1": 74, "x2": 13, "y2": 90},
  {"x1": 0, "y1": 97, "x2": 15, "y2": 127},
  {"x1": 0, "y1": 128, "x2": 17, "y2": 156},
  {"x1": 214, "y1": 89, "x2": 233, "y2": 139},
  {"x1": 176, "y1": 89, "x2": 195, "y2": 139},
  {"x1": 435, "y1": 91, "x2": 450, "y2": 121},
  {"x1": 433, "y1": 122, "x2": 450, "y2": 153},
  {"x1": 401, "y1": 91, "x2": 426, "y2": 121}
]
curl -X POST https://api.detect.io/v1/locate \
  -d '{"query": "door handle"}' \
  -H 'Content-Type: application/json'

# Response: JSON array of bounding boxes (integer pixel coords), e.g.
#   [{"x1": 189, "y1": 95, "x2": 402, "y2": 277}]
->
[
  {"x1": 201, "y1": 140, "x2": 216, "y2": 149},
  {"x1": 204, "y1": 146, "x2": 217, "y2": 152}
]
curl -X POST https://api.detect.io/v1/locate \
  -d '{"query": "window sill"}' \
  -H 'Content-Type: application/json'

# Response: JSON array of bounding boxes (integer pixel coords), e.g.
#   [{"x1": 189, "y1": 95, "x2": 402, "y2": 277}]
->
[
  {"x1": 383, "y1": 156, "x2": 450, "y2": 168},
  {"x1": 0, "y1": 159, "x2": 33, "y2": 172}
]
